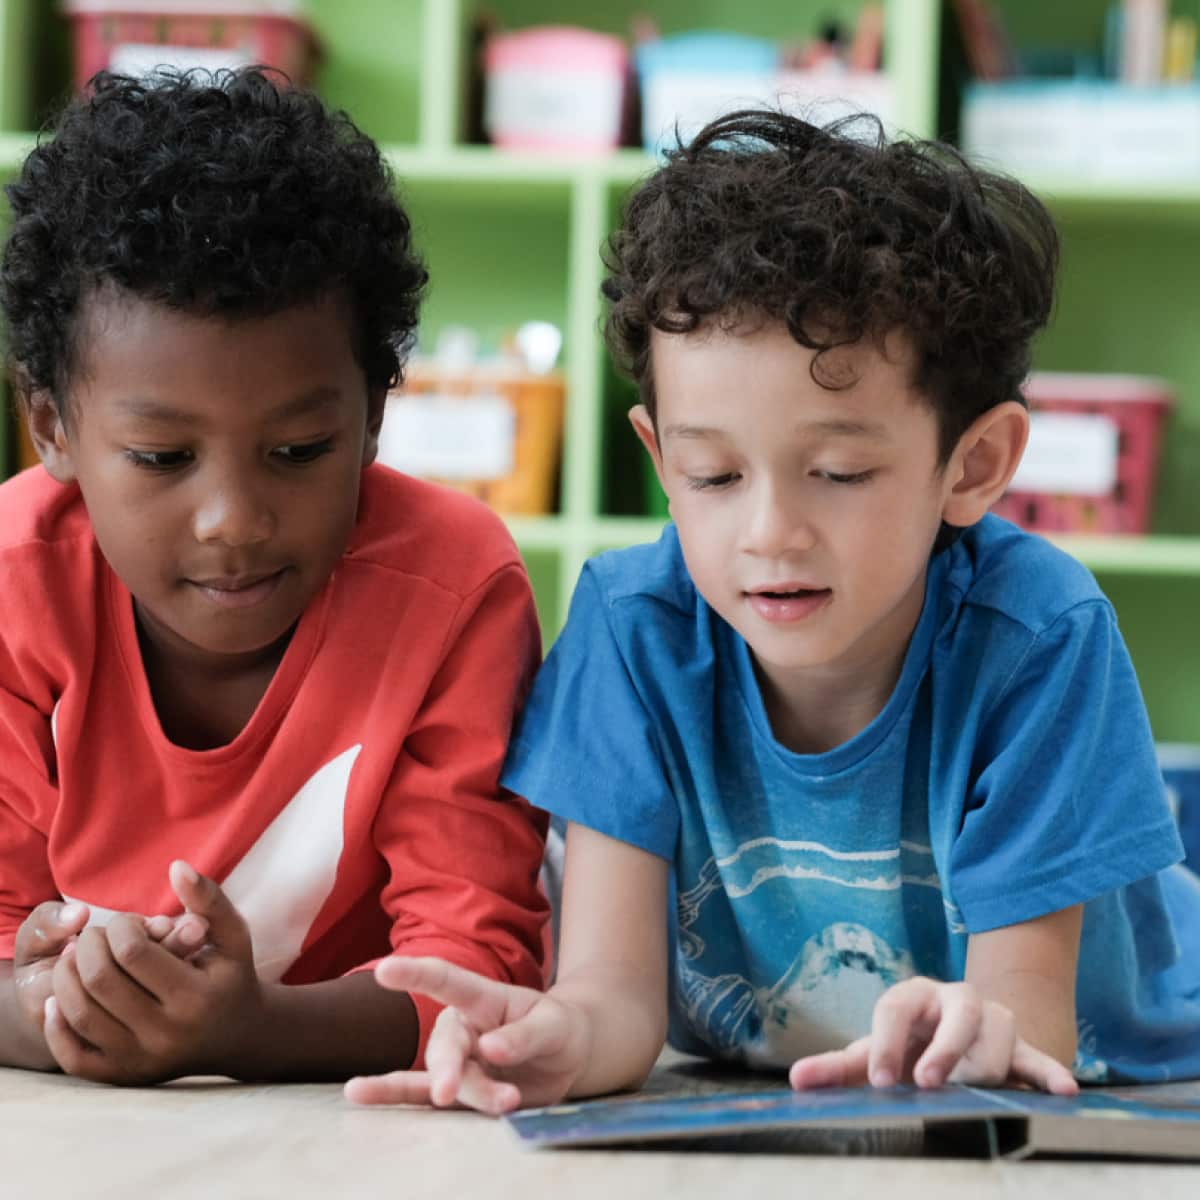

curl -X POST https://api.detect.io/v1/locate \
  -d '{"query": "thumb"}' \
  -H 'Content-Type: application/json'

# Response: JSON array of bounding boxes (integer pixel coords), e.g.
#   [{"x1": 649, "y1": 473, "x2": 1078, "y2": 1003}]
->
[
  {"x1": 168, "y1": 860, "x2": 252, "y2": 961},
  {"x1": 14, "y1": 900, "x2": 90, "y2": 965}
]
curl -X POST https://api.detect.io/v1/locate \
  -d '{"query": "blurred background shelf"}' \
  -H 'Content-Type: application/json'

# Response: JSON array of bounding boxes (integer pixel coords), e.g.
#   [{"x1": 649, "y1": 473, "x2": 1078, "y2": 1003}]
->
[{"x1": 0, "y1": 0, "x2": 1196, "y2": 741}]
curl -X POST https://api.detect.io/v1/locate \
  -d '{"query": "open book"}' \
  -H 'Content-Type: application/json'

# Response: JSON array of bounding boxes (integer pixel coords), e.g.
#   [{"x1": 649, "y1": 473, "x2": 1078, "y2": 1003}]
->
[{"x1": 506, "y1": 1078, "x2": 1200, "y2": 1160}]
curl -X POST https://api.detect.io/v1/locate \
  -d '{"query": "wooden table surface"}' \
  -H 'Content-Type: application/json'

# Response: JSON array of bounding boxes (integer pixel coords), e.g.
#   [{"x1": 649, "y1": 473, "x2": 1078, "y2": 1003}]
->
[{"x1": 1, "y1": 1061, "x2": 1197, "y2": 1199}]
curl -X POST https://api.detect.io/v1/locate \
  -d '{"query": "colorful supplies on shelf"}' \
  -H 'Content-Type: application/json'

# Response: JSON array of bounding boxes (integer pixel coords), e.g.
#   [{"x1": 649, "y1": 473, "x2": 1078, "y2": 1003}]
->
[
  {"x1": 993, "y1": 371, "x2": 1173, "y2": 535},
  {"x1": 61, "y1": 0, "x2": 320, "y2": 89},
  {"x1": 483, "y1": 26, "x2": 628, "y2": 153},
  {"x1": 1158, "y1": 744, "x2": 1200, "y2": 873},
  {"x1": 635, "y1": 29, "x2": 895, "y2": 156},
  {"x1": 377, "y1": 357, "x2": 565, "y2": 516},
  {"x1": 962, "y1": 81, "x2": 1200, "y2": 183}
]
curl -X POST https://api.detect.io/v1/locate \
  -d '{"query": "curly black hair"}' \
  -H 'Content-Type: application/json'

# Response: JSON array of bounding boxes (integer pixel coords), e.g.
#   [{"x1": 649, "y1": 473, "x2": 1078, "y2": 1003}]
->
[
  {"x1": 1, "y1": 67, "x2": 426, "y2": 414},
  {"x1": 603, "y1": 110, "x2": 1059, "y2": 463}
]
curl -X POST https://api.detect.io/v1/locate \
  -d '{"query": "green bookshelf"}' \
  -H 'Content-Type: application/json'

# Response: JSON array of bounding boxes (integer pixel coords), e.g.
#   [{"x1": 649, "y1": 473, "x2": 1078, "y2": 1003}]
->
[{"x1": 0, "y1": 0, "x2": 1197, "y2": 741}]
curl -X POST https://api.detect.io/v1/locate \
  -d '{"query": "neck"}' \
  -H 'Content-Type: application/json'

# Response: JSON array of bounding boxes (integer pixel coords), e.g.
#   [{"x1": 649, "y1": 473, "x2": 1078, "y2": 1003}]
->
[{"x1": 754, "y1": 571, "x2": 927, "y2": 756}]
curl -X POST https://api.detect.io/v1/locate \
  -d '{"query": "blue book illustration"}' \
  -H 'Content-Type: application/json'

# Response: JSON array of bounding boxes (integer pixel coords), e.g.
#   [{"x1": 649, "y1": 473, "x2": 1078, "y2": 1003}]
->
[{"x1": 507, "y1": 1082, "x2": 1200, "y2": 1160}]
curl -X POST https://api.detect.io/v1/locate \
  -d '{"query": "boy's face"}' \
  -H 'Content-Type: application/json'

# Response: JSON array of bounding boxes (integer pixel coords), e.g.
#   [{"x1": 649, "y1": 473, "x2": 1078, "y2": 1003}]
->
[
  {"x1": 634, "y1": 322, "x2": 958, "y2": 697},
  {"x1": 37, "y1": 289, "x2": 383, "y2": 671}
]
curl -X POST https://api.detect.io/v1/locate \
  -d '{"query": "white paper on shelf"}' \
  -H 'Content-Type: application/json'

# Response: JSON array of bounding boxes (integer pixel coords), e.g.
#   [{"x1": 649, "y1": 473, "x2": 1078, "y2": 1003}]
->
[
  {"x1": 1010, "y1": 411, "x2": 1120, "y2": 495},
  {"x1": 378, "y1": 394, "x2": 515, "y2": 480}
]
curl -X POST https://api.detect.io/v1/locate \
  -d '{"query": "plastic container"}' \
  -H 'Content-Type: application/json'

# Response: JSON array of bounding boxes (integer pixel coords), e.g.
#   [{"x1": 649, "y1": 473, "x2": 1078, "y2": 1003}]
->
[
  {"x1": 378, "y1": 363, "x2": 565, "y2": 515},
  {"x1": 1158, "y1": 744, "x2": 1200, "y2": 874},
  {"x1": 993, "y1": 372, "x2": 1173, "y2": 535},
  {"x1": 635, "y1": 31, "x2": 778, "y2": 156},
  {"x1": 483, "y1": 27, "x2": 628, "y2": 153},
  {"x1": 61, "y1": 0, "x2": 320, "y2": 90}
]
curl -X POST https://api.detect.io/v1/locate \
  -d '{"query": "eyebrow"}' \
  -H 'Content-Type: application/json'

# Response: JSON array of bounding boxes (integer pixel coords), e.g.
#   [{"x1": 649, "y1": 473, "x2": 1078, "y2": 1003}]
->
[
  {"x1": 660, "y1": 419, "x2": 891, "y2": 441},
  {"x1": 113, "y1": 388, "x2": 344, "y2": 426}
]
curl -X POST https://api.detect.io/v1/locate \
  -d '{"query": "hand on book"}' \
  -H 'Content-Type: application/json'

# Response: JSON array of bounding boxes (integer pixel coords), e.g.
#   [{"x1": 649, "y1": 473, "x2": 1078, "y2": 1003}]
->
[
  {"x1": 345, "y1": 956, "x2": 588, "y2": 1115},
  {"x1": 788, "y1": 976, "x2": 1079, "y2": 1096}
]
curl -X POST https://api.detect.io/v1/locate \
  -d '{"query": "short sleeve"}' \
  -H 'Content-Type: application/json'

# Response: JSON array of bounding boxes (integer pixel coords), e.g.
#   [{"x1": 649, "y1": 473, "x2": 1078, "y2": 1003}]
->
[
  {"x1": 0, "y1": 674, "x2": 59, "y2": 957},
  {"x1": 501, "y1": 564, "x2": 680, "y2": 860},
  {"x1": 949, "y1": 600, "x2": 1183, "y2": 933},
  {"x1": 365, "y1": 561, "x2": 550, "y2": 1068}
]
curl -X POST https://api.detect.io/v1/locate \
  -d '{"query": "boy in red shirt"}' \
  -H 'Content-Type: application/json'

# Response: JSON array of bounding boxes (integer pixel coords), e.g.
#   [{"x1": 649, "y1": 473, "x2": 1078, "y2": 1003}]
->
[{"x1": 0, "y1": 68, "x2": 547, "y2": 1085}]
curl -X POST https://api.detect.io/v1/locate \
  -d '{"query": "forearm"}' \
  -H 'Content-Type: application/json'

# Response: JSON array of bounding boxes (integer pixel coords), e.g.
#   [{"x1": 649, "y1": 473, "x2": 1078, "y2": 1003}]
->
[
  {"x1": 213, "y1": 971, "x2": 419, "y2": 1083},
  {"x1": 978, "y1": 969, "x2": 1078, "y2": 1068},
  {"x1": 552, "y1": 961, "x2": 667, "y2": 1099},
  {"x1": 0, "y1": 962, "x2": 56, "y2": 1071}
]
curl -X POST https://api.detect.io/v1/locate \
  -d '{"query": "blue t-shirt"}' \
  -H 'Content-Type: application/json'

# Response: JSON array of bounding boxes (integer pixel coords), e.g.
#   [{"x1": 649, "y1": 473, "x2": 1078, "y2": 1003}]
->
[{"x1": 503, "y1": 515, "x2": 1200, "y2": 1083}]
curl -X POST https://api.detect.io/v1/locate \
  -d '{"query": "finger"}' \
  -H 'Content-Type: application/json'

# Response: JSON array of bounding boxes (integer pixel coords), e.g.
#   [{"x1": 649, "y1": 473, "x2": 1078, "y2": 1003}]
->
[
  {"x1": 43, "y1": 995, "x2": 108, "y2": 1078},
  {"x1": 788, "y1": 1037, "x2": 871, "y2": 1090},
  {"x1": 71, "y1": 926, "x2": 162, "y2": 1027},
  {"x1": 1010, "y1": 1038, "x2": 1080, "y2": 1096},
  {"x1": 868, "y1": 978, "x2": 946, "y2": 1087},
  {"x1": 911, "y1": 988, "x2": 992, "y2": 1088},
  {"x1": 454, "y1": 1057, "x2": 522, "y2": 1116},
  {"x1": 156, "y1": 914, "x2": 209, "y2": 959},
  {"x1": 476, "y1": 1002, "x2": 570, "y2": 1067},
  {"x1": 374, "y1": 957, "x2": 506, "y2": 1023},
  {"x1": 103, "y1": 913, "x2": 201, "y2": 1004},
  {"x1": 425, "y1": 1007, "x2": 476, "y2": 1106},
  {"x1": 144, "y1": 915, "x2": 173, "y2": 941},
  {"x1": 168, "y1": 861, "x2": 252, "y2": 961},
  {"x1": 14, "y1": 900, "x2": 90, "y2": 964},
  {"x1": 344, "y1": 1070, "x2": 434, "y2": 1107},
  {"x1": 51, "y1": 950, "x2": 134, "y2": 1051}
]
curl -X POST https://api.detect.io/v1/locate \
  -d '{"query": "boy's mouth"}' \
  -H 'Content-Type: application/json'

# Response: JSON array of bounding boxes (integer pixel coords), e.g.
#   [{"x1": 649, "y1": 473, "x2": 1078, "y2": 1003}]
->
[
  {"x1": 188, "y1": 569, "x2": 287, "y2": 609},
  {"x1": 744, "y1": 585, "x2": 832, "y2": 623}
]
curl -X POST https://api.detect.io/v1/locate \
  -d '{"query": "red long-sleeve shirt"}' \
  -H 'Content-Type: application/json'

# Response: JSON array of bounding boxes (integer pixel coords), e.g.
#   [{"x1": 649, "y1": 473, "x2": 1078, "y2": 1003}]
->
[{"x1": 0, "y1": 463, "x2": 548, "y2": 1066}]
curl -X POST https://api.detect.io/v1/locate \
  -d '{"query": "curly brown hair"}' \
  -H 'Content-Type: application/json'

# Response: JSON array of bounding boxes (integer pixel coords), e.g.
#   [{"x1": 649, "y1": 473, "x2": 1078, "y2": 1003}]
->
[{"x1": 603, "y1": 110, "x2": 1059, "y2": 464}]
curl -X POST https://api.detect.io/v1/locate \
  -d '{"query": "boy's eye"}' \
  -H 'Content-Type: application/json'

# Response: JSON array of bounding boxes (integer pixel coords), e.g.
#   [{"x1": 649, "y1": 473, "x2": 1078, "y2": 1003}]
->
[
  {"x1": 272, "y1": 438, "x2": 334, "y2": 465},
  {"x1": 685, "y1": 472, "x2": 740, "y2": 491},
  {"x1": 125, "y1": 449, "x2": 192, "y2": 471},
  {"x1": 819, "y1": 469, "x2": 875, "y2": 485}
]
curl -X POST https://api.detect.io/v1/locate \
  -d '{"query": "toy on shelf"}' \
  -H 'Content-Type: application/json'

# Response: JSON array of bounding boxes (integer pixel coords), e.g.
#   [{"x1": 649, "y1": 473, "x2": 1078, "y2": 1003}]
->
[
  {"x1": 377, "y1": 324, "x2": 565, "y2": 516},
  {"x1": 993, "y1": 371, "x2": 1173, "y2": 535}
]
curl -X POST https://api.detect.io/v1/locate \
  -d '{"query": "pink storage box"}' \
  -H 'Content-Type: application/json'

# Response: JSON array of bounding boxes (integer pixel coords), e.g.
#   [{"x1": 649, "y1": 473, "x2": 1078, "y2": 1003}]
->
[
  {"x1": 484, "y1": 27, "x2": 628, "y2": 153},
  {"x1": 62, "y1": 0, "x2": 320, "y2": 90},
  {"x1": 993, "y1": 371, "x2": 1173, "y2": 535}
]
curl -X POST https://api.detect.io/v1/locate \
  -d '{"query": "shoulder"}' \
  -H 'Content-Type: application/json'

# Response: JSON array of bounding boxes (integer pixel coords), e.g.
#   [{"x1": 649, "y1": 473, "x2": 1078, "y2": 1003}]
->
[
  {"x1": 345, "y1": 464, "x2": 525, "y2": 598},
  {"x1": 0, "y1": 467, "x2": 92, "y2": 557},
  {"x1": 583, "y1": 523, "x2": 701, "y2": 624},
  {"x1": 940, "y1": 514, "x2": 1108, "y2": 637}
]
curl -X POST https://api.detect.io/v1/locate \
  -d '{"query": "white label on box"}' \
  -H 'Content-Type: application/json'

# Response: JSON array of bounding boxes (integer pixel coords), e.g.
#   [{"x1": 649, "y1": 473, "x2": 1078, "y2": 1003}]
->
[
  {"x1": 486, "y1": 69, "x2": 624, "y2": 143},
  {"x1": 378, "y1": 394, "x2": 515, "y2": 480},
  {"x1": 109, "y1": 43, "x2": 254, "y2": 79},
  {"x1": 1010, "y1": 412, "x2": 1119, "y2": 495}
]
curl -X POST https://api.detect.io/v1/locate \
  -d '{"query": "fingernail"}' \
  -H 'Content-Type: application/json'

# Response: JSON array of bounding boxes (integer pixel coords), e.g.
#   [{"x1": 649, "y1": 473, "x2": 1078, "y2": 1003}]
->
[
  {"x1": 870, "y1": 1067, "x2": 895, "y2": 1088},
  {"x1": 60, "y1": 902, "x2": 85, "y2": 924},
  {"x1": 44, "y1": 996, "x2": 57, "y2": 1022},
  {"x1": 174, "y1": 861, "x2": 199, "y2": 886},
  {"x1": 61, "y1": 939, "x2": 76, "y2": 959},
  {"x1": 916, "y1": 1065, "x2": 940, "y2": 1087}
]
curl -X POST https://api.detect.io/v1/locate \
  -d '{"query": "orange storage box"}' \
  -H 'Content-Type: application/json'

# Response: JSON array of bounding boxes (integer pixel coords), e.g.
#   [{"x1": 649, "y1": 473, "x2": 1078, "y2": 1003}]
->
[
  {"x1": 61, "y1": 0, "x2": 320, "y2": 89},
  {"x1": 378, "y1": 363, "x2": 565, "y2": 515},
  {"x1": 993, "y1": 371, "x2": 1173, "y2": 535}
]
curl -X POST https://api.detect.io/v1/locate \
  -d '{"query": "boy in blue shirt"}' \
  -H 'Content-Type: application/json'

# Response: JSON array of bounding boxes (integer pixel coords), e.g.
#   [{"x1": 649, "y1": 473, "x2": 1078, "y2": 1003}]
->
[{"x1": 347, "y1": 111, "x2": 1200, "y2": 1113}]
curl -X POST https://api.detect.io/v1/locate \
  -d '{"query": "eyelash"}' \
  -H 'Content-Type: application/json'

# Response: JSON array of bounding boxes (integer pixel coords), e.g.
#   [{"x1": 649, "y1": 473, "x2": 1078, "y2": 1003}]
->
[
  {"x1": 124, "y1": 439, "x2": 335, "y2": 471},
  {"x1": 684, "y1": 469, "x2": 876, "y2": 491}
]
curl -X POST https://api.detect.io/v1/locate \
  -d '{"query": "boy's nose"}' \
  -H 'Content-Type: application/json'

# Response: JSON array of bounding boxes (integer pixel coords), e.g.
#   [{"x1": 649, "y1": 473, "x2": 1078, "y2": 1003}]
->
[
  {"x1": 192, "y1": 482, "x2": 276, "y2": 547},
  {"x1": 742, "y1": 482, "x2": 815, "y2": 558}
]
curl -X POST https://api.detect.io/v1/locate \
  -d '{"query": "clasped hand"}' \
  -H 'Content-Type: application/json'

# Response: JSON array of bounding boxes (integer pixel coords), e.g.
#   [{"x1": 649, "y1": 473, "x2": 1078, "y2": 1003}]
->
[{"x1": 12, "y1": 860, "x2": 262, "y2": 1084}]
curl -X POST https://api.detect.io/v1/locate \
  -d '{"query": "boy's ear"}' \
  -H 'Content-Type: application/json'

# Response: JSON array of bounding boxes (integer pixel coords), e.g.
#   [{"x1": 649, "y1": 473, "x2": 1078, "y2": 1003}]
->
[
  {"x1": 360, "y1": 384, "x2": 388, "y2": 467},
  {"x1": 21, "y1": 386, "x2": 78, "y2": 484},
  {"x1": 941, "y1": 400, "x2": 1029, "y2": 528},
  {"x1": 629, "y1": 404, "x2": 667, "y2": 495}
]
